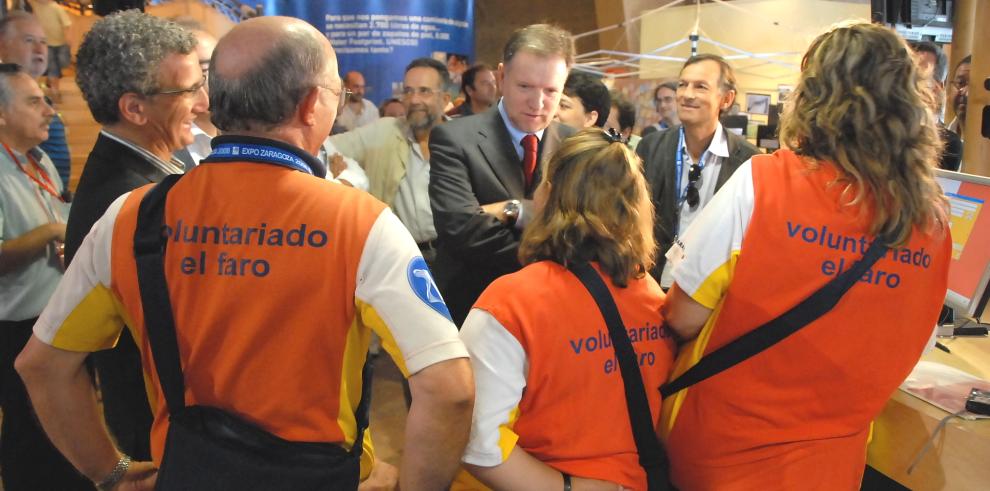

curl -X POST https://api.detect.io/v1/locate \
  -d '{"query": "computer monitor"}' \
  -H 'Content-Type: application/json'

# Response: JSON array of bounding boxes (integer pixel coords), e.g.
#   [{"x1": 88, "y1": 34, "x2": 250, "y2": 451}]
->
[
  {"x1": 721, "y1": 115, "x2": 749, "y2": 136},
  {"x1": 936, "y1": 169, "x2": 990, "y2": 320},
  {"x1": 756, "y1": 124, "x2": 778, "y2": 151}
]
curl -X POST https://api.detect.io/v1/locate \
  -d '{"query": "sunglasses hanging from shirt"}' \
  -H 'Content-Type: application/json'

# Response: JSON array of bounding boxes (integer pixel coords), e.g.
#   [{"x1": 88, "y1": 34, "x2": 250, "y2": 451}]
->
[{"x1": 675, "y1": 127, "x2": 704, "y2": 211}]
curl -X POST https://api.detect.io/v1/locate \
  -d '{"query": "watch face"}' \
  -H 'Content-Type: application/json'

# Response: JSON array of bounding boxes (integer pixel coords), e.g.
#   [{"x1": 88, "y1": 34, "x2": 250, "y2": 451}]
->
[{"x1": 504, "y1": 200, "x2": 520, "y2": 219}]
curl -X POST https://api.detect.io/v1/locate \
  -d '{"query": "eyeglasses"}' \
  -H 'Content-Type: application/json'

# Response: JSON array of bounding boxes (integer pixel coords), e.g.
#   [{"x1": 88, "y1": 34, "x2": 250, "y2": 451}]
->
[
  {"x1": 684, "y1": 163, "x2": 701, "y2": 209},
  {"x1": 951, "y1": 79, "x2": 969, "y2": 90},
  {"x1": 147, "y1": 78, "x2": 207, "y2": 98},
  {"x1": 402, "y1": 86, "x2": 442, "y2": 98},
  {"x1": 318, "y1": 85, "x2": 352, "y2": 112}
]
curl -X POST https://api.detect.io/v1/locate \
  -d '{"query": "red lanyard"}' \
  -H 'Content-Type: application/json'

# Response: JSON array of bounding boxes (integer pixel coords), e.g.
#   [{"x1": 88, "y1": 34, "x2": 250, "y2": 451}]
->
[{"x1": 3, "y1": 141, "x2": 64, "y2": 203}]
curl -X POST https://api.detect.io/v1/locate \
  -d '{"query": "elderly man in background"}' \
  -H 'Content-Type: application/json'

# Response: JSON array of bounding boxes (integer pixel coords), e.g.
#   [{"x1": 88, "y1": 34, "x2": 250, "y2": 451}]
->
[
  {"x1": 337, "y1": 69, "x2": 379, "y2": 131},
  {"x1": 0, "y1": 63, "x2": 88, "y2": 490},
  {"x1": 17, "y1": 14, "x2": 472, "y2": 491},
  {"x1": 64, "y1": 10, "x2": 207, "y2": 462},
  {"x1": 0, "y1": 11, "x2": 72, "y2": 191}
]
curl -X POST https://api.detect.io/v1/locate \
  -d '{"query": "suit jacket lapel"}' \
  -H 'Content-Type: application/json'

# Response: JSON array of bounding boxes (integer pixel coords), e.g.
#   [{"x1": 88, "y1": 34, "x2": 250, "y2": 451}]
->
[
  {"x1": 477, "y1": 108, "x2": 524, "y2": 197},
  {"x1": 716, "y1": 132, "x2": 744, "y2": 189},
  {"x1": 173, "y1": 147, "x2": 195, "y2": 172},
  {"x1": 95, "y1": 134, "x2": 170, "y2": 183}
]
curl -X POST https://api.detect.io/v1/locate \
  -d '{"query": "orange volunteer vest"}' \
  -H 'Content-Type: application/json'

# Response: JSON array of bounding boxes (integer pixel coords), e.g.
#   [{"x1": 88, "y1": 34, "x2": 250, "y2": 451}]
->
[
  {"x1": 109, "y1": 160, "x2": 386, "y2": 466},
  {"x1": 474, "y1": 261, "x2": 676, "y2": 490},
  {"x1": 663, "y1": 150, "x2": 950, "y2": 490}
]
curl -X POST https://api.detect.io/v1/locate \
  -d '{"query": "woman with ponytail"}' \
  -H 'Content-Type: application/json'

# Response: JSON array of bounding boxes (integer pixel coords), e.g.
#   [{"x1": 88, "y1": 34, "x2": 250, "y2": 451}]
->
[{"x1": 458, "y1": 128, "x2": 676, "y2": 491}]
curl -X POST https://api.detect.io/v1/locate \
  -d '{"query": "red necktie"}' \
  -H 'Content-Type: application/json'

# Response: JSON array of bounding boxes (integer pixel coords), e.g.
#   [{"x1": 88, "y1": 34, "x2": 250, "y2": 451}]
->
[{"x1": 521, "y1": 134, "x2": 538, "y2": 189}]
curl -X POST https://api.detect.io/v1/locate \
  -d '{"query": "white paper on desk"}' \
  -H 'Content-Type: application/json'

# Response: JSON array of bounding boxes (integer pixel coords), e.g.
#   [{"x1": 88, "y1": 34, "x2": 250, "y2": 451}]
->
[{"x1": 899, "y1": 361, "x2": 990, "y2": 420}]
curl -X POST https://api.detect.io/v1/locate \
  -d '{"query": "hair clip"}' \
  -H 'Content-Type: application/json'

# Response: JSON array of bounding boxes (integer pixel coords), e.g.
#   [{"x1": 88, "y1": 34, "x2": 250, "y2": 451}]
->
[{"x1": 603, "y1": 127, "x2": 626, "y2": 145}]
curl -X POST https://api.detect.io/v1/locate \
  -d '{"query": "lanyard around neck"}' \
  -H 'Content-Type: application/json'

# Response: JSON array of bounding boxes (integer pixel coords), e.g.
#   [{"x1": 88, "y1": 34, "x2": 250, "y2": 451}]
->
[
  {"x1": 207, "y1": 142, "x2": 315, "y2": 175},
  {"x1": 675, "y1": 127, "x2": 707, "y2": 207},
  {"x1": 3, "y1": 142, "x2": 63, "y2": 202}
]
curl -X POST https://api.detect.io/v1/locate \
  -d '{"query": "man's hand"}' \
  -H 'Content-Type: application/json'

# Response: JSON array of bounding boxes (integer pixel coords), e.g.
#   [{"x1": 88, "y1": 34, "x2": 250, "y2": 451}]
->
[
  {"x1": 480, "y1": 201, "x2": 513, "y2": 224},
  {"x1": 0, "y1": 222, "x2": 68, "y2": 275},
  {"x1": 330, "y1": 153, "x2": 347, "y2": 178},
  {"x1": 112, "y1": 461, "x2": 158, "y2": 491},
  {"x1": 49, "y1": 222, "x2": 67, "y2": 242},
  {"x1": 358, "y1": 460, "x2": 398, "y2": 491}
]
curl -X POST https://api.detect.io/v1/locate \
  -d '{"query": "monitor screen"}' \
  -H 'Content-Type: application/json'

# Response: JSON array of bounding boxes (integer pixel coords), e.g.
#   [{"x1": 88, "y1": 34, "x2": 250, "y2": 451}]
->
[{"x1": 936, "y1": 169, "x2": 990, "y2": 318}]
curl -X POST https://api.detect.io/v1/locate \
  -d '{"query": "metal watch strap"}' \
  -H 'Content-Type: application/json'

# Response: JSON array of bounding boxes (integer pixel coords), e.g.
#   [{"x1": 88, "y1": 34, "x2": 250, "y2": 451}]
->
[
  {"x1": 503, "y1": 199, "x2": 521, "y2": 226},
  {"x1": 96, "y1": 454, "x2": 131, "y2": 491}
]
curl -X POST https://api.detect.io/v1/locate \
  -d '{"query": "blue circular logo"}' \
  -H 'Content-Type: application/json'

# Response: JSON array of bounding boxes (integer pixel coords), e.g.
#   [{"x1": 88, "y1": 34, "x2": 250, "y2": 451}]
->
[{"x1": 406, "y1": 257, "x2": 452, "y2": 321}]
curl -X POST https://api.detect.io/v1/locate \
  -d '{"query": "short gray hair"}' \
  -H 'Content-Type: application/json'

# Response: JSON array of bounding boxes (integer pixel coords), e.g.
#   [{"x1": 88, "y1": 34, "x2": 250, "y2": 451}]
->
[
  {"x1": 210, "y1": 28, "x2": 327, "y2": 132},
  {"x1": 503, "y1": 24, "x2": 574, "y2": 68},
  {"x1": 76, "y1": 10, "x2": 196, "y2": 125},
  {"x1": 0, "y1": 11, "x2": 36, "y2": 40},
  {"x1": 0, "y1": 63, "x2": 26, "y2": 108}
]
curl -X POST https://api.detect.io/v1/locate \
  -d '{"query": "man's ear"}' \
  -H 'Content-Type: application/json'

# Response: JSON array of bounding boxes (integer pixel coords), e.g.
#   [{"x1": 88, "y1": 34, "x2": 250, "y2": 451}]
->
[
  {"x1": 496, "y1": 62, "x2": 505, "y2": 87},
  {"x1": 720, "y1": 89, "x2": 736, "y2": 112},
  {"x1": 118, "y1": 93, "x2": 149, "y2": 126},
  {"x1": 584, "y1": 110, "x2": 599, "y2": 128},
  {"x1": 298, "y1": 86, "x2": 321, "y2": 126}
]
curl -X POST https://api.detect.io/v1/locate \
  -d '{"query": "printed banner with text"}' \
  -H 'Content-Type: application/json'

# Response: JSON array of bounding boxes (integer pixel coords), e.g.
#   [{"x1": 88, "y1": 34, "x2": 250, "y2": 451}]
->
[{"x1": 263, "y1": 0, "x2": 475, "y2": 105}]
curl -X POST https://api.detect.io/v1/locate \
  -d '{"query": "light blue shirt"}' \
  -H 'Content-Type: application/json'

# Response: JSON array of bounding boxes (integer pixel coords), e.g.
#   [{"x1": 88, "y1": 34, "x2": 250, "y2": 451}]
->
[
  {"x1": 0, "y1": 146, "x2": 69, "y2": 320},
  {"x1": 497, "y1": 98, "x2": 546, "y2": 161}
]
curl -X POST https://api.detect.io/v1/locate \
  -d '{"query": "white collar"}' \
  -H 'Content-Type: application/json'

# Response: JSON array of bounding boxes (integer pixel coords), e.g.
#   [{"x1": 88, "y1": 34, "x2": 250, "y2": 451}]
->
[
  {"x1": 497, "y1": 98, "x2": 546, "y2": 145},
  {"x1": 681, "y1": 121, "x2": 730, "y2": 159},
  {"x1": 101, "y1": 129, "x2": 184, "y2": 175}
]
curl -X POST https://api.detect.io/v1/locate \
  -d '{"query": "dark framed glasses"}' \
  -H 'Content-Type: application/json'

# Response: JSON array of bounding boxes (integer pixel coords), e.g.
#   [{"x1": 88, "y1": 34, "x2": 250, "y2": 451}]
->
[
  {"x1": 146, "y1": 78, "x2": 207, "y2": 98},
  {"x1": 684, "y1": 163, "x2": 701, "y2": 209}
]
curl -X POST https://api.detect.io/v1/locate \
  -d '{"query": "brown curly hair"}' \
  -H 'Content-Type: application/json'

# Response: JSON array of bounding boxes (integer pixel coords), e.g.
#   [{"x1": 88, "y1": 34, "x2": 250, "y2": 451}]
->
[
  {"x1": 518, "y1": 129, "x2": 655, "y2": 287},
  {"x1": 778, "y1": 22, "x2": 947, "y2": 246}
]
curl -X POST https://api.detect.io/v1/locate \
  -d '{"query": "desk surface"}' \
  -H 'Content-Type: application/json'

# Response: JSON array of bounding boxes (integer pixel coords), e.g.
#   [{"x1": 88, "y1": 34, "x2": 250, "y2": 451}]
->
[{"x1": 868, "y1": 336, "x2": 990, "y2": 490}]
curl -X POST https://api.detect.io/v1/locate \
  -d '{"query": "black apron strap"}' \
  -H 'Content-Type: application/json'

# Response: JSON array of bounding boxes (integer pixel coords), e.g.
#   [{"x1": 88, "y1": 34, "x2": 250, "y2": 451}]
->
[
  {"x1": 133, "y1": 174, "x2": 185, "y2": 415},
  {"x1": 661, "y1": 235, "x2": 890, "y2": 398},
  {"x1": 133, "y1": 174, "x2": 373, "y2": 455},
  {"x1": 569, "y1": 263, "x2": 670, "y2": 491}
]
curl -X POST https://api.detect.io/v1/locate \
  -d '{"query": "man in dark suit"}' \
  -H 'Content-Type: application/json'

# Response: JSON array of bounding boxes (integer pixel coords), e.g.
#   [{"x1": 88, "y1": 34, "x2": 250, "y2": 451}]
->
[
  {"x1": 64, "y1": 11, "x2": 207, "y2": 461},
  {"x1": 637, "y1": 54, "x2": 760, "y2": 288},
  {"x1": 429, "y1": 24, "x2": 576, "y2": 326}
]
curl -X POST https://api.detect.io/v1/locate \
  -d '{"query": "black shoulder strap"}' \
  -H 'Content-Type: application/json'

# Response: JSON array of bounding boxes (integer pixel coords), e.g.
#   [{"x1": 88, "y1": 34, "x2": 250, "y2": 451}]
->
[
  {"x1": 133, "y1": 174, "x2": 185, "y2": 415},
  {"x1": 569, "y1": 263, "x2": 670, "y2": 491},
  {"x1": 133, "y1": 175, "x2": 372, "y2": 457},
  {"x1": 660, "y1": 236, "x2": 890, "y2": 398}
]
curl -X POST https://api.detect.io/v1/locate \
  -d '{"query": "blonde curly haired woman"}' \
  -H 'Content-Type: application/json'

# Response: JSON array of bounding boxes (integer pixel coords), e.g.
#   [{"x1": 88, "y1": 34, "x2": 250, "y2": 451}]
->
[{"x1": 660, "y1": 22, "x2": 951, "y2": 490}]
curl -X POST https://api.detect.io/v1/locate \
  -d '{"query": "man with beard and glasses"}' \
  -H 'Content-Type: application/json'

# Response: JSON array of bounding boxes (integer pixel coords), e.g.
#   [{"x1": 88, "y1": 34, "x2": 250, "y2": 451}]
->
[
  {"x1": 328, "y1": 57, "x2": 451, "y2": 264},
  {"x1": 947, "y1": 54, "x2": 970, "y2": 139}
]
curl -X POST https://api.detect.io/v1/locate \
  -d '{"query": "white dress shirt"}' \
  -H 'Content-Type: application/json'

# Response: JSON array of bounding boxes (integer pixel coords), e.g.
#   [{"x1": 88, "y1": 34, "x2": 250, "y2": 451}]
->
[{"x1": 659, "y1": 122, "x2": 730, "y2": 288}]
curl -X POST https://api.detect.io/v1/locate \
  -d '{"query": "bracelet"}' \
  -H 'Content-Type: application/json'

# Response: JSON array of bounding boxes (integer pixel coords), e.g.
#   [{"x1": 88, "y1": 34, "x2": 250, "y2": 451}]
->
[
  {"x1": 562, "y1": 471, "x2": 572, "y2": 491},
  {"x1": 96, "y1": 454, "x2": 131, "y2": 491}
]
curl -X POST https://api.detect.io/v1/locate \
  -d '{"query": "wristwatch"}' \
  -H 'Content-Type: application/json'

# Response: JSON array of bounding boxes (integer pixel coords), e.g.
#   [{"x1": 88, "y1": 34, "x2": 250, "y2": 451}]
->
[
  {"x1": 502, "y1": 199, "x2": 521, "y2": 226},
  {"x1": 96, "y1": 454, "x2": 131, "y2": 491}
]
